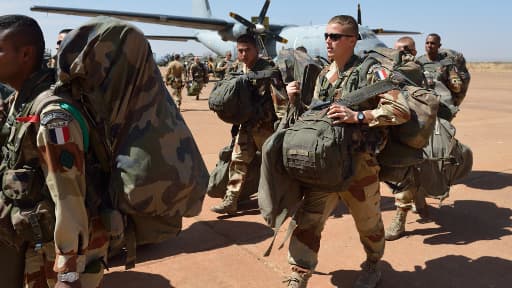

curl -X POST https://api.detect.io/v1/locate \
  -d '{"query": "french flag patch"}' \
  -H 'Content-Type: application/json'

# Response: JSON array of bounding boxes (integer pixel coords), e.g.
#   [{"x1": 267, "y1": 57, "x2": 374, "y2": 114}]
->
[
  {"x1": 374, "y1": 69, "x2": 389, "y2": 80},
  {"x1": 49, "y1": 126, "x2": 70, "y2": 144}
]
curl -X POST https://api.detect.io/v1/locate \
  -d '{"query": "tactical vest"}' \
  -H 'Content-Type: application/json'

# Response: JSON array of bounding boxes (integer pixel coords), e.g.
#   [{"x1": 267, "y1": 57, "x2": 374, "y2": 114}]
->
[{"x1": 0, "y1": 70, "x2": 58, "y2": 248}]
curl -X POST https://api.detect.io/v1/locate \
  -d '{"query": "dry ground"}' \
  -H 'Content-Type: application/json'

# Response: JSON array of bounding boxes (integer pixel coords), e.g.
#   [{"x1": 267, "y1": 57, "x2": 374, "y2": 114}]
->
[{"x1": 103, "y1": 70, "x2": 512, "y2": 288}]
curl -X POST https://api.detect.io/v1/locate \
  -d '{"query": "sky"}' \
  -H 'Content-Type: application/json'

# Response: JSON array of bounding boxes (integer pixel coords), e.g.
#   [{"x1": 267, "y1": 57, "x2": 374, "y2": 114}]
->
[{"x1": 2, "y1": 0, "x2": 511, "y2": 61}]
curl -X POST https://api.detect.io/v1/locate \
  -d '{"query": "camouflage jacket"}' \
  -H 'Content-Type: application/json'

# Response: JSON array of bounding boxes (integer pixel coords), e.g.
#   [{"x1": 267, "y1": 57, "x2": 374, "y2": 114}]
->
[
  {"x1": 0, "y1": 69, "x2": 101, "y2": 274},
  {"x1": 313, "y1": 55, "x2": 410, "y2": 127},
  {"x1": 312, "y1": 55, "x2": 410, "y2": 152},
  {"x1": 189, "y1": 63, "x2": 208, "y2": 83},
  {"x1": 240, "y1": 58, "x2": 288, "y2": 123},
  {"x1": 416, "y1": 53, "x2": 462, "y2": 94},
  {"x1": 165, "y1": 60, "x2": 185, "y2": 81}
]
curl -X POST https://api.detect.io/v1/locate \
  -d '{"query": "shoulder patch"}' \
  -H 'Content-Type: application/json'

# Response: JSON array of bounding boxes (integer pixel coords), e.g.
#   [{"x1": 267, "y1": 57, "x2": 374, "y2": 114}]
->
[
  {"x1": 41, "y1": 110, "x2": 73, "y2": 126},
  {"x1": 48, "y1": 125, "x2": 70, "y2": 145}
]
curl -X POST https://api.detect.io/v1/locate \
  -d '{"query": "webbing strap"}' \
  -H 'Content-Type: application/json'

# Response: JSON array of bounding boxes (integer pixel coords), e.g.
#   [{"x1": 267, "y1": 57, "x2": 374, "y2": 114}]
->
[
  {"x1": 124, "y1": 218, "x2": 137, "y2": 270},
  {"x1": 309, "y1": 78, "x2": 397, "y2": 111}
]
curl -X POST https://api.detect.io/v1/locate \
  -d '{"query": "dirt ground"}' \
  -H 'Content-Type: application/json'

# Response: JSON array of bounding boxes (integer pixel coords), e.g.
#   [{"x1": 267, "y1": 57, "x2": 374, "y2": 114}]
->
[{"x1": 103, "y1": 70, "x2": 512, "y2": 288}]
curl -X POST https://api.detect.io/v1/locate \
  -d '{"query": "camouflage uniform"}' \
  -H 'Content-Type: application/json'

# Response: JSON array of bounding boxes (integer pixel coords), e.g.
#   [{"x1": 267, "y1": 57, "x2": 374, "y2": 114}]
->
[
  {"x1": 189, "y1": 62, "x2": 208, "y2": 99},
  {"x1": 0, "y1": 70, "x2": 108, "y2": 288},
  {"x1": 215, "y1": 58, "x2": 234, "y2": 80},
  {"x1": 389, "y1": 52, "x2": 463, "y2": 218},
  {"x1": 287, "y1": 56, "x2": 410, "y2": 273},
  {"x1": 165, "y1": 60, "x2": 185, "y2": 108},
  {"x1": 417, "y1": 53, "x2": 462, "y2": 95},
  {"x1": 211, "y1": 58, "x2": 287, "y2": 214}
]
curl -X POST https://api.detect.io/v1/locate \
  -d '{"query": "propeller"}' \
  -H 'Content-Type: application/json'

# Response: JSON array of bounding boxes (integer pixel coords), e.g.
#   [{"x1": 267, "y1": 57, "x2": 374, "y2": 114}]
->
[
  {"x1": 357, "y1": 3, "x2": 362, "y2": 25},
  {"x1": 229, "y1": 0, "x2": 288, "y2": 45}
]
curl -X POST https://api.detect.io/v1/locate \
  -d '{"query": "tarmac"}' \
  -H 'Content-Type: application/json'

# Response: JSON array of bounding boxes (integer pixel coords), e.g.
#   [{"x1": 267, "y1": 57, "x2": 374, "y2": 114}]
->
[{"x1": 103, "y1": 71, "x2": 512, "y2": 288}]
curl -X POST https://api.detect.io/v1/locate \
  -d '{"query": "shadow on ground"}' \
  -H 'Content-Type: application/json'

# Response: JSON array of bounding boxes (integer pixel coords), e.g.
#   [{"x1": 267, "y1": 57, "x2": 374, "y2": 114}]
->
[
  {"x1": 330, "y1": 255, "x2": 512, "y2": 288},
  {"x1": 458, "y1": 170, "x2": 512, "y2": 190},
  {"x1": 408, "y1": 199, "x2": 512, "y2": 245},
  {"x1": 104, "y1": 271, "x2": 174, "y2": 288},
  {"x1": 109, "y1": 209, "x2": 273, "y2": 267}
]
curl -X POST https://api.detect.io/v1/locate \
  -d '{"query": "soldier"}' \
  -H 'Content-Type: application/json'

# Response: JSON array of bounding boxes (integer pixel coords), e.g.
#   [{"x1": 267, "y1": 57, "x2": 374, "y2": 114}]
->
[
  {"x1": 165, "y1": 54, "x2": 185, "y2": 109},
  {"x1": 0, "y1": 15, "x2": 108, "y2": 288},
  {"x1": 394, "y1": 36, "x2": 417, "y2": 56},
  {"x1": 48, "y1": 28, "x2": 72, "y2": 68},
  {"x1": 386, "y1": 35, "x2": 470, "y2": 241},
  {"x1": 215, "y1": 51, "x2": 234, "y2": 80},
  {"x1": 416, "y1": 33, "x2": 463, "y2": 106},
  {"x1": 210, "y1": 34, "x2": 287, "y2": 215},
  {"x1": 384, "y1": 37, "x2": 430, "y2": 242},
  {"x1": 284, "y1": 15, "x2": 410, "y2": 287},
  {"x1": 188, "y1": 56, "x2": 208, "y2": 100}
]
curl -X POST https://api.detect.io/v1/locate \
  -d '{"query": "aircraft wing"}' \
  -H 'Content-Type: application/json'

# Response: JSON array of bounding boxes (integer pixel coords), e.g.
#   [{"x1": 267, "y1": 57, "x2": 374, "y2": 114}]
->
[
  {"x1": 30, "y1": 6, "x2": 233, "y2": 31},
  {"x1": 372, "y1": 28, "x2": 421, "y2": 35},
  {"x1": 145, "y1": 35, "x2": 198, "y2": 42}
]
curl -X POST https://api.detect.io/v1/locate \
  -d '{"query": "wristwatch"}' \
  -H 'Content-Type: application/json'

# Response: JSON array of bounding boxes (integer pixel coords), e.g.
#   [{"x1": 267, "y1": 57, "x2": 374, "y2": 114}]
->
[
  {"x1": 58, "y1": 272, "x2": 79, "y2": 282},
  {"x1": 357, "y1": 111, "x2": 365, "y2": 124}
]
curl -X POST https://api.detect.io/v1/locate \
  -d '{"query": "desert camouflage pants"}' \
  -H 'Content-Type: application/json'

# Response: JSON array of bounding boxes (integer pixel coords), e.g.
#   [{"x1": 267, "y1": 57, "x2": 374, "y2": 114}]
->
[
  {"x1": 227, "y1": 122, "x2": 274, "y2": 196},
  {"x1": 24, "y1": 217, "x2": 109, "y2": 288},
  {"x1": 169, "y1": 80, "x2": 184, "y2": 107},
  {"x1": 393, "y1": 178, "x2": 426, "y2": 210},
  {"x1": 172, "y1": 87, "x2": 183, "y2": 107},
  {"x1": 288, "y1": 152, "x2": 385, "y2": 270}
]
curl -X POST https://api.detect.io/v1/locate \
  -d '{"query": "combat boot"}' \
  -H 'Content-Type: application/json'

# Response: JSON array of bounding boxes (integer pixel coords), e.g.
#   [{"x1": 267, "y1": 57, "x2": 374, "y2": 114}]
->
[
  {"x1": 283, "y1": 266, "x2": 311, "y2": 288},
  {"x1": 210, "y1": 191, "x2": 239, "y2": 215},
  {"x1": 385, "y1": 207, "x2": 409, "y2": 241},
  {"x1": 353, "y1": 260, "x2": 381, "y2": 288}
]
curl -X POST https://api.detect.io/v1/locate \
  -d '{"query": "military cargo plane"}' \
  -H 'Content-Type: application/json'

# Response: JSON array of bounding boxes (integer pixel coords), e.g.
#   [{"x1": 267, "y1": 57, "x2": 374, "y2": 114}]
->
[{"x1": 31, "y1": 0, "x2": 420, "y2": 59}]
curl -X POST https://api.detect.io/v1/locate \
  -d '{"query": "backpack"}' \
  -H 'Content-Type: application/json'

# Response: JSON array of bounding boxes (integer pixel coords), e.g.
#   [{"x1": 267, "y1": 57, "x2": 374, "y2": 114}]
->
[
  {"x1": 206, "y1": 135, "x2": 262, "y2": 200},
  {"x1": 208, "y1": 74, "x2": 256, "y2": 124},
  {"x1": 274, "y1": 48, "x2": 323, "y2": 105},
  {"x1": 282, "y1": 110, "x2": 355, "y2": 191},
  {"x1": 55, "y1": 17, "x2": 209, "y2": 268},
  {"x1": 416, "y1": 117, "x2": 473, "y2": 201},
  {"x1": 208, "y1": 70, "x2": 280, "y2": 125},
  {"x1": 361, "y1": 48, "x2": 439, "y2": 149},
  {"x1": 187, "y1": 80, "x2": 202, "y2": 96},
  {"x1": 438, "y1": 48, "x2": 471, "y2": 106},
  {"x1": 282, "y1": 79, "x2": 398, "y2": 191}
]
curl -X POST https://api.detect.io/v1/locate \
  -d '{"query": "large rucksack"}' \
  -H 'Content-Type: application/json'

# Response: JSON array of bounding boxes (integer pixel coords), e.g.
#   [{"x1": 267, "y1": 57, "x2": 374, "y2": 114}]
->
[
  {"x1": 438, "y1": 48, "x2": 471, "y2": 106},
  {"x1": 206, "y1": 140, "x2": 261, "y2": 201},
  {"x1": 274, "y1": 48, "x2": 323, "y2": 106},
  {"x1": 361, "y1": 48, "x2": 439, "y2": 149},
  {"x1": 55, "y1": 17, "x2": 209, "y2": 268},
  {"x1": 416, "y1": 117, "x2": 473, "y2": 201},
  {"x1": 282, "y1": 78, "x2": 399, "y2": 191},
  {"x1": 208, "y1": 69, "x2": 280, "y2": 125}
]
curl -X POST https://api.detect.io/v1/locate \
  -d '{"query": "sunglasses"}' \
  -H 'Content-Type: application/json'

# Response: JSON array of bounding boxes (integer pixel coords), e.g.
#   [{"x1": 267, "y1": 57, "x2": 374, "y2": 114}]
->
[{"x1": 324, "y1": 33, "x2": 356, "y2": 41}]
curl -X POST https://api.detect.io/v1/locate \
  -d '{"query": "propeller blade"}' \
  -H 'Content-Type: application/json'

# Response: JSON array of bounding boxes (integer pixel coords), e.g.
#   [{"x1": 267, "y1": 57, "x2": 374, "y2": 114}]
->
[
  {"x1": 372, "y1": 28, "x2": 421, "y2": 35},
  {"x1": 267, "y1": 31, "x2": 288, "y2": 44},
  {"x1": 357, "y1": 3, "x2": 362, "y2": 25},
  {"x1": 258, "y1": 0, "x2": 271, "y2": 24},
  {"x1": 229, "y1": 12, "x2": 256, "y2": 30}
]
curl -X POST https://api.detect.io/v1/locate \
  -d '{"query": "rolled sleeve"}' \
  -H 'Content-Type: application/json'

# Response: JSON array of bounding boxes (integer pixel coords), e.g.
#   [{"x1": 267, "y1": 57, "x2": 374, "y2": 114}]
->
[{"x1": 36, "y1": 104, "x2": 88, "y2": 273}]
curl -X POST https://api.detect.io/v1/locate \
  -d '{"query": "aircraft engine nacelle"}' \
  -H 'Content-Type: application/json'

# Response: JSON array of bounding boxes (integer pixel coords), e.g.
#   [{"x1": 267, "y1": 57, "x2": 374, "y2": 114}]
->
[{"x1": 218, "y1": 23, "x2": 248, "y2": 41}]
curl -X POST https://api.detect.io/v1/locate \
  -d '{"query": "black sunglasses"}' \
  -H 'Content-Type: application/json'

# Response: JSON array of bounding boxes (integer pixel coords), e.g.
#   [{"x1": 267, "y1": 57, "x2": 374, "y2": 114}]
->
[{"x1": 324, "y1": 33, "x2": 356, "y2": 41}]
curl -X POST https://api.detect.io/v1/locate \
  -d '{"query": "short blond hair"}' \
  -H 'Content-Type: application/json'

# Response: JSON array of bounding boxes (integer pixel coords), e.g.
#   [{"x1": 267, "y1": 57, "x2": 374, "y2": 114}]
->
[{"x1": 327, "y1": 15, "x2": 358, "y2": 36}]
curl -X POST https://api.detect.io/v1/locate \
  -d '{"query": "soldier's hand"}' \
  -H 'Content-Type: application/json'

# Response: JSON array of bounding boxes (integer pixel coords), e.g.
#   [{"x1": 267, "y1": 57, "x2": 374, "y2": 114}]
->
[
  {"x1": 55, "y1": 281, "x2": 82, "y2": 288},
  {"x1": 286, "y1": 81, "x2": 300, "y2": 104},
  {"x1": 327, "y1": 104, "x2": 356, "y2": 124}
]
